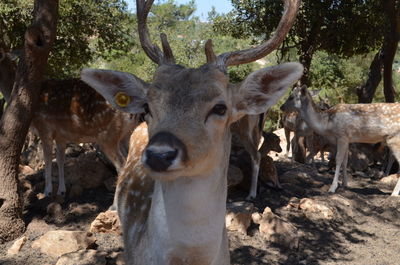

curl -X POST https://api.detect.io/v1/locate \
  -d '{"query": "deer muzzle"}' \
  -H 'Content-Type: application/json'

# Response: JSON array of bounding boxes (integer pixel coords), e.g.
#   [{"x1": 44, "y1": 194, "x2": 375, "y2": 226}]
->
[{"x1": 142, "y1": 131, "x2": 187, "y2": 173}]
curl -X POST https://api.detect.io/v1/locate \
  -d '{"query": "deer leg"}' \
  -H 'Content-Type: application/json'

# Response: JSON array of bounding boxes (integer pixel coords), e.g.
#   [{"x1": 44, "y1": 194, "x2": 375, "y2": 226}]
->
[
  {"x1": 305, "y1": 135, "x2": 315, "y2": 164},
  {"x1": 56, "y1": 142, "x2": 67, "y2": 196},
  {"x1": 385, "y1": 151, "x2": 395, "y2": 176},
  {"x1": 247, "y1": 151, "x2": 261, "y2": 200},
  {"x1": 41, "y1": 137, "x2": 54, "y2": 197},
  {"x1": 284, "y1": 128, "x2": 291, "y2": 157},
  {"x1": 342, "y1": 148, "x2": 349, "y2": 187},
  {"x1": 242, "y1": 139, "x2": 261, "y2": 200},
  {"x1": 290, "y1": 137, "x2": 296, "y2": 162},
  {"x1": 386, "y1": 136, "x2": 400, "y2": 195},
  {"x1": 329, "y1": 139, "x2": 348, "y2": 193}
]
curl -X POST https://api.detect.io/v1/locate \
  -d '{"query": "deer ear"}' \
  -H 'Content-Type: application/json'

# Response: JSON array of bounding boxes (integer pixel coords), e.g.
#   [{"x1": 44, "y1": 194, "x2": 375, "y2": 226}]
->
[
  {"x1": 81, "y1": 69, "x2": 148, "y2": 114},
  {"x1": 300, "y1": 85, "x2": 308, "y2": 96},
  {"x1": 231, "y1": 62, "x2": 303, "y2": 122}
]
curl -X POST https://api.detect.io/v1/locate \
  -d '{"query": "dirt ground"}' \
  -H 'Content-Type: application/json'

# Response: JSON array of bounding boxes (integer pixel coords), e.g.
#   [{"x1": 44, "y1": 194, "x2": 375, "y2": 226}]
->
[{"x1": 0, "y1": 146, "x2": 399, "y2": 265}]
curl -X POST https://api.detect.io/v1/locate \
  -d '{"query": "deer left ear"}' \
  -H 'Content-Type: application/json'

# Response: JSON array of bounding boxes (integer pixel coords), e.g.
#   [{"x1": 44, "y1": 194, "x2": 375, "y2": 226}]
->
[{"x1": 231, "y1": 62, "x2": 303, "y2": 122}]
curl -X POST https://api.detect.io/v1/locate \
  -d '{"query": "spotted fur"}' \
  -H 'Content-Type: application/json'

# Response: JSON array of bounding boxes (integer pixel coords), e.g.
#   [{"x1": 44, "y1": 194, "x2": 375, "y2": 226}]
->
[{"x1": 283, "y1": 86, "x2": 400, "y2": 195}]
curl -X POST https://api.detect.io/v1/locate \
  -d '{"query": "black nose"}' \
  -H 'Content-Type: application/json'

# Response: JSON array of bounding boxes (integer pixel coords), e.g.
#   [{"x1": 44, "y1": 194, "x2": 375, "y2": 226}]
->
[{"x1": 145, "y1": 148, "x2": 178, "y2": 172}]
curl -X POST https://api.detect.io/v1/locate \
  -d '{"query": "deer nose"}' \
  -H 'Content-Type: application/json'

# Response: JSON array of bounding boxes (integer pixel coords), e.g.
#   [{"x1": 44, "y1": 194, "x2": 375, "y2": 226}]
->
[{"x1": 145, "y1": 148, "x2": 178, "y2": 172}]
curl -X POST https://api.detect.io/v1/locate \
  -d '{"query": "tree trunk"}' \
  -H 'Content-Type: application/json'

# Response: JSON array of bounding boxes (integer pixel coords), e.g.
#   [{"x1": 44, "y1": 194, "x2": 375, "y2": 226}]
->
[
  {"x1": 357, "y1": 50, "x2": 384, "y2": 103},
  {"x1": 383, "y1": 0, "x2": 400, "y2": 103},
  {"x1": 0, "y1": 0, "x2": 58, "y2": 243},
  {"x1": 0, "y1": 98, "x2": 4, "y2": 118}
]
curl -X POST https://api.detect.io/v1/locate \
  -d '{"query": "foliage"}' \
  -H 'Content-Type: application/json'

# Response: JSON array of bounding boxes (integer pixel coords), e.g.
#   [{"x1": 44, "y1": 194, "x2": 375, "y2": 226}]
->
[
  {"x1": 0, "y1": 0, "x2": 132, "y2": 78},
  {"x1": 95, "y1": 1, "x2": 258, "y2": 82},
  {"x1": 214, "y1": 0, "x2": 385, "y2": 59}
]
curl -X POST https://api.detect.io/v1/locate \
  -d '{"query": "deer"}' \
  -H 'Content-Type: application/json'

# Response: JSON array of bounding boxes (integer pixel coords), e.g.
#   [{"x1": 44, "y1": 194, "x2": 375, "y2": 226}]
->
[
  {"x1": 281, "y1": 94, "x2": 330, "y2": 164},
  {"x1": 259, "y1": 131, "x2": 283, "y2": 189},
  {"x1": 230, "y1": 113, "x2": 269, "y2": 199},
  {"x1": 0, "y1": 49, "x2": 141, "y2": 198},
  {"x1": 80, "y1": 0, "x2": 302, "y2": 263},
  {"x1": 281, "y1": 85, "x2": 400, "y2": 196}
]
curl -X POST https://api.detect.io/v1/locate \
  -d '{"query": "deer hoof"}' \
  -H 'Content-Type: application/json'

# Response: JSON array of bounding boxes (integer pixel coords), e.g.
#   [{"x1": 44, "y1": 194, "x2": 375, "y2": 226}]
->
[
  {"x1": 245, "y1": 194, "x2": 256, "y2": 201},
  {"x1": 328, "y1": 185, "x2": 338, "y2": 193}
]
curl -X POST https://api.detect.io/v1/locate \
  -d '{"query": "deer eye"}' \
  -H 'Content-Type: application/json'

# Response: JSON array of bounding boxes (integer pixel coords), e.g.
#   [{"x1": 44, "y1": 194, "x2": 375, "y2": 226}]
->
[{"x1": 211, "y1": 104, "x2": 227, "y2": 116}]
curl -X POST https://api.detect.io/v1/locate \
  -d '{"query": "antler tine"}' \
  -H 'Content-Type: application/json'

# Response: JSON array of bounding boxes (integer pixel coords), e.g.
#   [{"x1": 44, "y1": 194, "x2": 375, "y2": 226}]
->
[
  {"x1": 136, "y1": 0, "x2": 163, "y2": 65},
  {"x1": 217, "y1": 0, "x2": 300, "y2": 67},
  {"x1": 205, "y1": 39, "x2": 217, "y2": 63},
  {"x1": 136, "y1": 0, "x2": 175, "y2": 65},
  {"x1": 160, "y1": 33, "x2": 175, "y2": 64}
]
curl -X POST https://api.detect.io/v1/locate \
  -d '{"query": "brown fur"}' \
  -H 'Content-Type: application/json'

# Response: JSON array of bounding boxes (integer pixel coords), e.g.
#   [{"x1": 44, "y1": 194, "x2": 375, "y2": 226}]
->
[{"x1": 259, "y1": 132, "x2": 282, "y2": 188}]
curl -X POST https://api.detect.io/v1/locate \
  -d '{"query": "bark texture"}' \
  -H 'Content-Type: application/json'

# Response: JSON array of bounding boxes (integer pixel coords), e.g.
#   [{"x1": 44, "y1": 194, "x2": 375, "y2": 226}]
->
[
  {"x1": 0, "y1": 0, "x2": 58, "y2": 243},
  {"x1": 383, "y1": 0, "x2": 400, "y2": 103},
  {"x1": 357, "y1": 50, "x2": 384, "y2": 103}
]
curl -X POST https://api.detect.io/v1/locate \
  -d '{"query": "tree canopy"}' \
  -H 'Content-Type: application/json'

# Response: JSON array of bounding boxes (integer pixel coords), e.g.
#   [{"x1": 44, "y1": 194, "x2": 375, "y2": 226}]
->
[
  {"x1": 0, "y1": 0, "x2": 132, "y2": 78},
  {"x1": 214, "y1": 0, "x2": 384, "y2": 58}
]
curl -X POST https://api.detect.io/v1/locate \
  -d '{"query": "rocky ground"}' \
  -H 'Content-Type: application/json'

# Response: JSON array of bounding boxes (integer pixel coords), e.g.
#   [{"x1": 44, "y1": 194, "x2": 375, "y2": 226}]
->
[{"x1": 0, "y1": 136, "x2": 399, "y2": 265}]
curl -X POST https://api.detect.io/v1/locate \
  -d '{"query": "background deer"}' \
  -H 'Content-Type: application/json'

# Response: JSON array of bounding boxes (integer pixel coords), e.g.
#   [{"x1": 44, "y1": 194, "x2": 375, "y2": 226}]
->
[
  {"x1": 231, "y1": 113, "x2": 267, "y2": 199},
  {"x1": 281, "y1": 85, "x2": 400, "y2": 196},
  {"x1": 281, "y1": 93, "x2": 330, "y2": 164},
  {"x1": 0, "y1": 49, "x2": 141, "y2": 197},
  {"x1": 259, "y1": 131, "x2": 283, "y2": 189},
  {"x1": 81, "y1": 0, "x2": 302, "y2": 263}
]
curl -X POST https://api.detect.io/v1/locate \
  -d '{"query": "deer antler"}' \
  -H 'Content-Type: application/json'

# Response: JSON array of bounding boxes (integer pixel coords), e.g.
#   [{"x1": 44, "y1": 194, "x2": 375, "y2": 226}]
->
[
  {"x1": 136, "y1": 0, "x2": 175, "y2": 65},
  {"x1": 210, "y1": 0, "x2": 300, "y2": 68}
]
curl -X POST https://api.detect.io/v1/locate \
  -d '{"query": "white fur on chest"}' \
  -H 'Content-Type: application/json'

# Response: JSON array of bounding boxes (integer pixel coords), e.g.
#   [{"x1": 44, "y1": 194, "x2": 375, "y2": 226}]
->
[{"x1": 147, "y1": 170, "x2": 227, "y2": 264}]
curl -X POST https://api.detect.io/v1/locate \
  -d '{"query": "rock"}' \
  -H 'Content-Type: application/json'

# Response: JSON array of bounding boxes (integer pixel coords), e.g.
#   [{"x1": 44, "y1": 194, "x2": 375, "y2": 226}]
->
[
  {"x1": 329, "y1": 194, "x2": 352, "y2": 207},
  {"x1": 7, "y1": 236, "x2": 28, "y2": 255},
  {"x1": 225, "y1": 202, "x2": 254, "y2": 234},
  {"x1": 56, "y1": 249, "x2": 107, "y2": 265},
  {"x1": 32, "y1": 230, "x2": 96, "y2": 258},
  {"x1": 380, "y1": 174, "x2": 399, "y2": 186},
  {"x1": 251, "y1": 212, "x2": 263, "y2": 224},
  {"x1": 47, "y1": 202, "x2": 63, "y2": 218},
  {"x1": 68, "y1": 203, "x2": 99, "y2": 216},
  {"x1": 25, "y1": 218, "x2": 52, "y2": 238},
  {"x1": 227, "y1": 165, "x2": 244, "y2": 187},
  {"x1": 299, "y1": 198, "x2": 335, "y2": 220},
  {"x1": 256, "y1": 207, "x2": 299, "y2": 249},
  {"x1": 37, "y1": 193, "x2": 46, "y2": 200},
  {"x1": 90, "y1": 210, "x2": 121, "y2": 235},
  {"x1": 66, "y1": 151, "x2": 114, "y2": 190},
  {"x1": 353, "y1": 171, "x2": 368, "y2": 178},
  {"x1": 108, "y1": 251, "x2": 125, "y2": 265},
  {"x1": 19, "y1": 164, "x2": 36, "y2": 175},
  {"x1": 285, "y1": 197, "x2": 301, "y2": 209}
]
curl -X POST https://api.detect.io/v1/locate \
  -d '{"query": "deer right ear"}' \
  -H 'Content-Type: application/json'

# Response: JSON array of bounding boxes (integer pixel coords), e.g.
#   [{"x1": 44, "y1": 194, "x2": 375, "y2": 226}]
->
[
  {"x1": 231, "y1": 62, "x2": 303, "y2": 122},
  {"x1": 81, "y1": 69, "x2": 148, "y2": 114},
  {"x1": 300, "y1": 85, "x2": 308, "y2": 96}
]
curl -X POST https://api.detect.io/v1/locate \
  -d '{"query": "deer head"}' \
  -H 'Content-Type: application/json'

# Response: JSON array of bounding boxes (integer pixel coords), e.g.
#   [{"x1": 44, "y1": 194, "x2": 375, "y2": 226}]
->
[
  {"x1": 81, "y1": 0, "x2": 303, "y2": 182},
  {"x1": 281, "y1": 85, "x2": 312, "y2": 112}
]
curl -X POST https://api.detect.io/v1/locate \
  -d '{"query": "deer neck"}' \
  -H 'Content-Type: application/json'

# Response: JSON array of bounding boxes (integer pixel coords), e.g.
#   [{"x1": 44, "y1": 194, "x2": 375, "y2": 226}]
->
[
  {"x1": 144, "y1": 137, "x2": 230, "y2": 264},
  {"x1": 299, "y1": 97, "x2": 329, "y2": 135}
]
